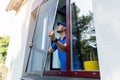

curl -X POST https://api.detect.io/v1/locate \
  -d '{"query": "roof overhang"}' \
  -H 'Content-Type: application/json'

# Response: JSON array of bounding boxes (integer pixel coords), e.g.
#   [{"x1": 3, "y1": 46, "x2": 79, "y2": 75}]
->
[{"x1": 6, "y1": 0, "x2": 27, "y2": 12}]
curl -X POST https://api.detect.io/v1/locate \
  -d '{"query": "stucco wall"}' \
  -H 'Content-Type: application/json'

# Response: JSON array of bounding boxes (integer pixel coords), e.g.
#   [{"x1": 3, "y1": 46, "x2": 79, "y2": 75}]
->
[
  {"x1": 6, "y1": 0, "x2": 35, "y2": 80},
  {"x1": 93, "y1": 0, "x2": 120, "y2": 80}
]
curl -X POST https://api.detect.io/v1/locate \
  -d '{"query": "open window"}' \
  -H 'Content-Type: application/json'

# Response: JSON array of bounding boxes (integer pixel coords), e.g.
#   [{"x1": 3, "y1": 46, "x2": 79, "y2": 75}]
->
[
  {"x1": 45, "y1": 0, "x2": 66, "y2": 71},
  {"x1": 26, "y1": 0, "x2": 59, "y2": 76},
  {"x1": 44, "y1": 0, "x2": 100, "y2": 78},
  {"x1": 25, "y1": 0, "x2": 100, "y2": 78}
]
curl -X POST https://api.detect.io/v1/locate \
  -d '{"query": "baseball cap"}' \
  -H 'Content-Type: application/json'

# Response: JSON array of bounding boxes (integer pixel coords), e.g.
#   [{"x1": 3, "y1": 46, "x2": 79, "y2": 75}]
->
[{"x1": 57, "y1": 22, "x2": 66, "y2": 27}]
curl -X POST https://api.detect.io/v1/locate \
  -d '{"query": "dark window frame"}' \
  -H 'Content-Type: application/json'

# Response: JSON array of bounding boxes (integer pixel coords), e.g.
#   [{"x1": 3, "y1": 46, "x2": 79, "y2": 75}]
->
[
  {"x1": 44, "y1": 0, "x2": 100, "y2": 78},
  {"x1": 24, "y1": 0, "x2": 100, "y2": 78}
]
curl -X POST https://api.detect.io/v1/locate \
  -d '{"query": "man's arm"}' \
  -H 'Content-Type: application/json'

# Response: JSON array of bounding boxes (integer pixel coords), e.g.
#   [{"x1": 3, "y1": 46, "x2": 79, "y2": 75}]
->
[
  {"x1": 48, "y1": 48, "x2": 54, "y2": 55},
  {"x1": 54, "y1": 40, "x2": 66, "y2": 51},
  {"x1": 49, "y1": 30, "x2": 66, "y2": 51},
  {"x1": 29, "y1": 41, "x2": 55, "y2": 55}
]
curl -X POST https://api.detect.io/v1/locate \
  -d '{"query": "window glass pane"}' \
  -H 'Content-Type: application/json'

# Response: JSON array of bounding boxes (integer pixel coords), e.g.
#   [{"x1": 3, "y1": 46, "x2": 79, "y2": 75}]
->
[
  {"x1": 26, "y1": 0, "x2": 59, "y2": 75},
  {"x1": 70, "y1": 0, "x2": 99, "y2": 71},
  {"x1": 45, "y1": 0, "x2": 66, "y2": 71},
  {"x1": 52, "y1": 13, "x2": 66, "y2": 69}
]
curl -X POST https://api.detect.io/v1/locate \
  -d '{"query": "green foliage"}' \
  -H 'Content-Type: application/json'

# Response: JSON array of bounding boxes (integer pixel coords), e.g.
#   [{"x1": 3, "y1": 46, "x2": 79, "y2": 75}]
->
[
  {"x1": 72, "y1": 3, "x2": 98, "y2": 61},
  {"x1": 0, "y1": 36, "x2": 10, "y2": 64}
]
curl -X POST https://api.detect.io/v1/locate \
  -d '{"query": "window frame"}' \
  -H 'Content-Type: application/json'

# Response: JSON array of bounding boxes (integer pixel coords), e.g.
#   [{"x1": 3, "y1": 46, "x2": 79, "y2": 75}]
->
[
  {"x1": 25, "y1": 0, "x2": 60, "y2": 75},
  {"x1": 44, "y1": 0, "x2": 100, "y2": 78},
  {"x1": 24, "y1": 0, "x2": 100, "y2": 78}
]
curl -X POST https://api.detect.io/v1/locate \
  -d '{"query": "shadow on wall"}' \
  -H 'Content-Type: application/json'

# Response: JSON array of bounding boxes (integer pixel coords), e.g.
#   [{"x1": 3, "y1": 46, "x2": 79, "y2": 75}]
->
[{"x1": 6, "y1": 1, "x2": 34, "y2": 80}]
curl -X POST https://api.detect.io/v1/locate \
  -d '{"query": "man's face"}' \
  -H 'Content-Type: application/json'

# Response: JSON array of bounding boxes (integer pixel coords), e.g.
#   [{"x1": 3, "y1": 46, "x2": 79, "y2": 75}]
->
[{"x1": 56, "y1": 24, "x2": 66, "y2": 33}]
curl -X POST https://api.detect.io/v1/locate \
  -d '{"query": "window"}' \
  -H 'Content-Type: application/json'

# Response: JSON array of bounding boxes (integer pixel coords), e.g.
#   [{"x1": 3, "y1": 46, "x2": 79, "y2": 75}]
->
[
  {"x1": 25, "y1": 0, "x2": 100, "y2": 78},
  {"x1": 26, "y1": 0, "x2": 59, "y2": 75},
  {"x1": 45, "y1": 0, "x2": 66, "y2": 71},
  {"x1": 44, "y1": 0, "x2": 100, "y2": 78},
  {"x1": 70, "y1": 0, "x2": 99, "y2": 71}
]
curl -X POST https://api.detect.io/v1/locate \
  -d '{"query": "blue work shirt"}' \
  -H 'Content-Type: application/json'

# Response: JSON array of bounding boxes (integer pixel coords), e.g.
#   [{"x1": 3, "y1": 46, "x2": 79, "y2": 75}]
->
[{"x1": 51, "y1": 36, "x2": 66, "y2": 70}]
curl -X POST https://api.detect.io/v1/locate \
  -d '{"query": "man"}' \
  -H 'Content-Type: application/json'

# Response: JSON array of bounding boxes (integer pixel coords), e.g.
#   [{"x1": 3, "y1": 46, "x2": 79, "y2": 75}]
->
[
  {"x1": 29, "y1": 22, "x2": 67, "y2": 70},
  {"x1": 48, "y1": 22, "x2": 67, "y2": 71}
]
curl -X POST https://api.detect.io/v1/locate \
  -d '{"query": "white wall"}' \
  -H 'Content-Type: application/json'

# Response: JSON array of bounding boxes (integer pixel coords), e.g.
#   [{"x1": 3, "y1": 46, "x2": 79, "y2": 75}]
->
[
  {"x1": 93, "y1": 0, "x2": 120, "y2": 80},
  {"x1": 6, "y1": 0, "x2": 120, "y2": 80},
  {"x1": 5, "y1": 0, "x2": 35, "y2": 80}
]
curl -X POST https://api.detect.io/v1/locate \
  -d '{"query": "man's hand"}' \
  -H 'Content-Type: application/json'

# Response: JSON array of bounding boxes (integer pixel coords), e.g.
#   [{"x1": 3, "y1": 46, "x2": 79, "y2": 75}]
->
[
  {"x1": 48, "y1": 30, "x2": 66, "y2": 51},
  {"x1": 48, "y1": 30, "x2": 56, "y2": 40},
  {"x1": 28, "y1": 42, "x2": 33, "y2": 48}
]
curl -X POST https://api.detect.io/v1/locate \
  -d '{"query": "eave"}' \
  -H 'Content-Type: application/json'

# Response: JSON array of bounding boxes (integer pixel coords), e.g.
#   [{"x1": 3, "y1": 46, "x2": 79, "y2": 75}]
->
[{"x1": 6, "y1": 0, "x2": 27, "y2": 12}]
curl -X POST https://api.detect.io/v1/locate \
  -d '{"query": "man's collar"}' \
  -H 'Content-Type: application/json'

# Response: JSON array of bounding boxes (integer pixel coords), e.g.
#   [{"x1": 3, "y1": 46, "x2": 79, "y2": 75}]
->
[{"x1": 59, "y1": 35, "x2": 66, "y2": 41}]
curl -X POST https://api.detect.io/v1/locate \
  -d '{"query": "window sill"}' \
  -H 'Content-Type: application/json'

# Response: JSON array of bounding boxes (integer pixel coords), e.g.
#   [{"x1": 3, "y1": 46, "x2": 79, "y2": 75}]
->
[{"x1": 44, "y1": 70, "x2": 100, "y2": 78}]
